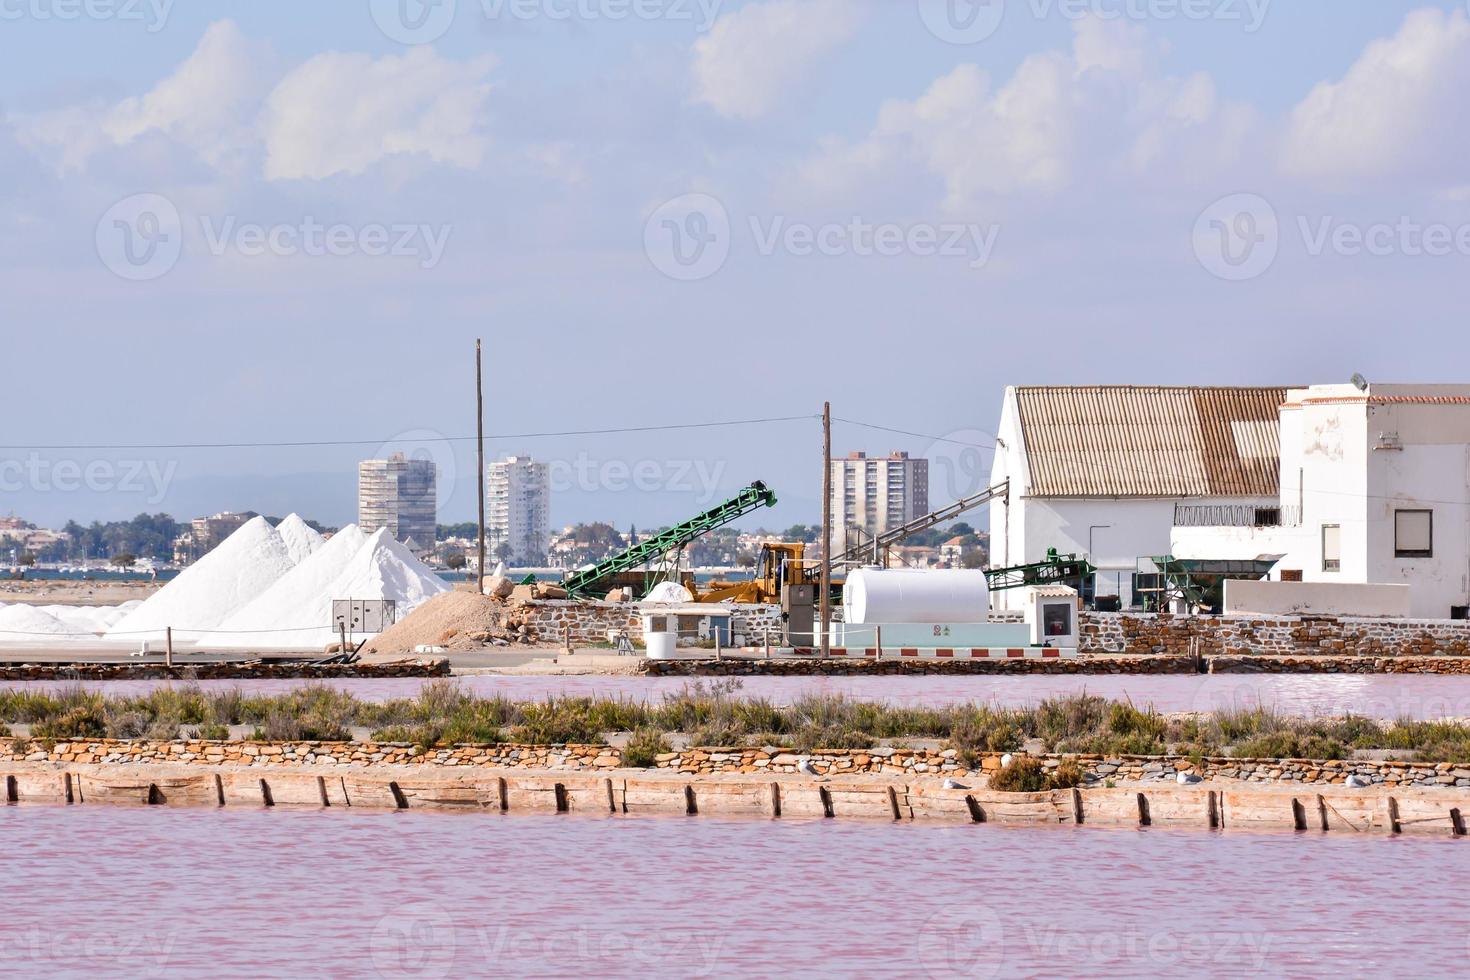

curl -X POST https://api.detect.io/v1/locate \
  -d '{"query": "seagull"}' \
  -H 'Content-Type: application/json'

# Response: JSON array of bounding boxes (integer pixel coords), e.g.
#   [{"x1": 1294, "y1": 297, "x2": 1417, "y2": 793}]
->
[
  {"x1": 1000, "y1": 753, "x2": 1014, "y2": 768},
  {"x1": 942, "y1": 778, "x2": 969, "y2": 790},
  {"x1": 1345, "y1": 774, "x2": 1371, "y2": 788},
  {"x1": 796, "y1": 759, "x2": 825, "y2": 780},
  {"x1": 1176, "y1": 772, "x2": 1203, "y2": 785}
]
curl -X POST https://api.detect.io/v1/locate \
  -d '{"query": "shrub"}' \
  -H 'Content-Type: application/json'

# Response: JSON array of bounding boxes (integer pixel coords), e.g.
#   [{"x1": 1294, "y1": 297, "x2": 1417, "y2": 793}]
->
[
  {"x1": 990, "y1": 756, "x2": 1047, "y2": 793},
  {"x1": 1047, "y1": 759, "x2": 1085, "y2": 789},
  {"x1": 189, "y1": 724, "x2": 230, "y2": 741},
  {"x1": 32, "y1": 704, "x2": 107, "y2": 740},
  {"x1": 622, "y1": 728, "x2": 672, "y2": 768}
]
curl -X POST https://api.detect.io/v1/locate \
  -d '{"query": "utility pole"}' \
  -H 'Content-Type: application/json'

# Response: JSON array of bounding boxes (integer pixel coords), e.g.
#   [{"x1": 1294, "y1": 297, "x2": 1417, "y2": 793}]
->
[
  {"x1": 476, "y1": 339, "x2": 487, "y2": 595},
  {"x1": 820, "y1": 401, "x2": 832, "y2": 659}
]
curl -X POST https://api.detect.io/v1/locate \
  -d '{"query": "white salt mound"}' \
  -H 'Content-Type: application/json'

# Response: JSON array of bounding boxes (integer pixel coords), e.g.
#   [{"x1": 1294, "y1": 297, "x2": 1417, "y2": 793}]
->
[
  {"x1": 275, "y1": 513, "x2": 324, "y2": 565},
  {"x1": 211, "y1": 524, "x2": 371, "y2": 648},
  {"x1": 0, "y1": 604, "x2": 85, "y2": 642},
  {"x1": 38, "y1": 602, "x2": 141, "y2": 633},
  {"x1": 210, "y1": 528, "x2": 448, "y2": 650},
  {"x1": 104, "y1": 516, "x2": 297, "y2": 642}
]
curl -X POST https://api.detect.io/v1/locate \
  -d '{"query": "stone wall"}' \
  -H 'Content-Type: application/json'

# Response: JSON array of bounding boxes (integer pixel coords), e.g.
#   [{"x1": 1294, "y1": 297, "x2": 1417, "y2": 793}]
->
[
  {"x1": 0, "y1": 659, "x2": 449, "y2": 682},
  {"x1": 640, "y1": 656, "x2": 1197, "y2": 676},
  {"x1": 1081, "y1": 612, "x2": 1470, "y2": 658},
  {"x1": 512, "y1": 600, "x2": 781, "y2": 647},
  {"x1": 6, "y1": 736, "x2": 1463, "y2": 788}
]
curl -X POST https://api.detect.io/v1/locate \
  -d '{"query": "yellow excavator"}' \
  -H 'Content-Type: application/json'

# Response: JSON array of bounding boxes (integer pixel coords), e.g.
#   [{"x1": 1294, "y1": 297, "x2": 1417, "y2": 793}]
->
[{"x1": 696, "y1": 542, "x2": 816, "y2": 604}]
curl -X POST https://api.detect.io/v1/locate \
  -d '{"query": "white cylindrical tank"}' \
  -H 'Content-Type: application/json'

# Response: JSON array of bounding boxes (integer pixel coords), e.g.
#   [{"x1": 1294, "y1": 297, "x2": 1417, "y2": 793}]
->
[{"x1": 843, "y1": 568, "x2": 990, "y2": 625}]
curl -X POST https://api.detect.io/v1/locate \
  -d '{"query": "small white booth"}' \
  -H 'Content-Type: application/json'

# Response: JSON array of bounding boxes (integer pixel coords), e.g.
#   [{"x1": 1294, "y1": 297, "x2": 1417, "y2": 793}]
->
[
  {"x1": 1027, "y1": 585, "x2": 1079, "y2": 648},
  {"x1": 639, "y1": 606, "x2": 734, "y2": 659}
]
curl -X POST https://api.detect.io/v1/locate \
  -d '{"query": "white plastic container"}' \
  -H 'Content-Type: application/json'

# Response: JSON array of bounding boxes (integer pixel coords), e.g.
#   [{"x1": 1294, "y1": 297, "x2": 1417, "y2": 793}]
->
[{"x1": 843, "y1": 568, "x2": 990, "y2": 625}]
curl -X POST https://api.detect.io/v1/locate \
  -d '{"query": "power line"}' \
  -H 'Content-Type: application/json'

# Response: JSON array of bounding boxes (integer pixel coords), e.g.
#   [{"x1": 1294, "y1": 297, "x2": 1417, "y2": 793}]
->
[
  {"x1": 0, "y1": 415, "x2": 819, "y2": 452},
  {"x1": 832, "y1": 417, "x2": 997, "y2": 451}
]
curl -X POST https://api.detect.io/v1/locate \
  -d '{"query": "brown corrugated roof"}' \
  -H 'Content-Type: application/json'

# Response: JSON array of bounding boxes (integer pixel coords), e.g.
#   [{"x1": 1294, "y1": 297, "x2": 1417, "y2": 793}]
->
[{"x1": 1015, "y1": 386, "x2": 1285, "y2": 498}]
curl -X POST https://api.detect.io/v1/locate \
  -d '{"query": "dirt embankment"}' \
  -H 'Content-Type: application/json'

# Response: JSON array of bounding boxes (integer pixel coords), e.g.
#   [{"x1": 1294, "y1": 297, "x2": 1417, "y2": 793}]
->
[
  {"x1": 360, "y1": 591, "x2": 540, "y2": 657},
  {"x1": 0, "y1": 580, "x2": 161, "y2": 606}
]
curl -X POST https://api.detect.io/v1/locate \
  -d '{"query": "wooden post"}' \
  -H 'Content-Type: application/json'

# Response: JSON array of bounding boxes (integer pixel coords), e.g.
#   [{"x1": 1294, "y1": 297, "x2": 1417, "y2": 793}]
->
[
  {"x1": 564, "y1": 625, "x2": 572, "y2": 655},
  {"x1": 475, "y1": 338, "x2": 487, "y2": 595},
  {"x1": 820, "y1": 401, "x2": 832, "y2": 660},
  {"x1": 714, "y1": 624, "x2": 723, "y2": 661},
  {"x1": 339, "y1": 622, "x2": 348, "y2": 657},
  {"x1": 875, "y1": 624, "x2": 882, "y2": 660},
  {"x1": 165, "y1": 626, "x2": 173, "y2": 668}
]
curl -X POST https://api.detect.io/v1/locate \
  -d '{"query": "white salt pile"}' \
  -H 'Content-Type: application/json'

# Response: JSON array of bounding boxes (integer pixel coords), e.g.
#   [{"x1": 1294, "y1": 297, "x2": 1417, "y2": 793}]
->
[
  {"x1": 104, "y1": 516, "x2": 297, "y2": 642},
  {"x1": 275, "y1": 513, "x2": 324, "y2": 565},
  {"x1": 210, "y1": 528, "x2": 447, "y2": 650},
  {"x1": 0, "y1": 604, "x2": 86, "y2": 643},
  {"x1": 39, "y1": 601, "x2": 143, "y2": 632},
  {"x1": 209, "y1": 524, "x2": 371, "y2": 648}
]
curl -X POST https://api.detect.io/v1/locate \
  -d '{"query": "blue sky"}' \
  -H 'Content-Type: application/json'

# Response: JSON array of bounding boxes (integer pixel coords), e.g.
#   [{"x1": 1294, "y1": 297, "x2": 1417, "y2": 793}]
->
[{"x1": 3, "y1": 0, "x2": 1469, "y2": 531}]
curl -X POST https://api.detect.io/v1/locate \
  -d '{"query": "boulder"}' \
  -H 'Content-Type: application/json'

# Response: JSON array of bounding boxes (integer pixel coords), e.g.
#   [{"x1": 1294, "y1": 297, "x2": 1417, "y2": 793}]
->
[
  {"x1": 534, "y1": 583, "x2": 569, "y2": 600},
  {"x1": 482, "y1": 575, "x2": 514, "y2": 599},
  {"x1": 605, "y1": 588, "x2": 628, "y2": 603}
]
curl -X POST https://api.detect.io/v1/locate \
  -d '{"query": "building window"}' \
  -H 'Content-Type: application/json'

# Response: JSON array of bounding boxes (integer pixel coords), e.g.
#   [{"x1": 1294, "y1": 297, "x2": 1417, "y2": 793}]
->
[
  {"x1": 1321, "y1": 524, "x2": 1340, "y2": 572},
  {"x1": 1394, "y1": 509, "x2": 1433, "y2": 558}
]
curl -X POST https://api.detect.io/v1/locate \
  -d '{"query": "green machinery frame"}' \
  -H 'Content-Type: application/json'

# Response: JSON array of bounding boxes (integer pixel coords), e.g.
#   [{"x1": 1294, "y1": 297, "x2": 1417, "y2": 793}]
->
[
  {"x1": 561, "y1": 481, "x2": 778, "y2": 598},
  {"x1": 984, "y1": 548, "x2": 1097, "y2": 595}
]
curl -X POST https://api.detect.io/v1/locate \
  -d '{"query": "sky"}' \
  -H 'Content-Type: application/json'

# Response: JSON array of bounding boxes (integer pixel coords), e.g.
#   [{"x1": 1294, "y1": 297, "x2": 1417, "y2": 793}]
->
[{"x1": 2, "y1": 0, "x2": 1469, "y2": 532}]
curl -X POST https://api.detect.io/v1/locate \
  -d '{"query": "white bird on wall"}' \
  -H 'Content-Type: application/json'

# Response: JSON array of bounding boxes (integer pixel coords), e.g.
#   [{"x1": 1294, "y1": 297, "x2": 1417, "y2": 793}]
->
[{"x1": 942, "y1": 778, "x2": 969, "y2": 790}]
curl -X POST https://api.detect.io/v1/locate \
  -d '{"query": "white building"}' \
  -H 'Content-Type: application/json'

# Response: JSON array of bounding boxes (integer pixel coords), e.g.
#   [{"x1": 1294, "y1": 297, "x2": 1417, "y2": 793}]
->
[
  {"x1": 1173, "y1": 383, "x2": 1470, "y2": 619},
  {"x1": 487, "y1": 456, "x2": 550, "y2": 565},
  {"x1": 988, "y1": 385, "x2": 1287, "y2": 610},
  {"x1": 831, "y1": 451, "x2": 929, "y2": 556},
  {"x1": 358, "y1": 454, "x2": 437, "y2": 554}
]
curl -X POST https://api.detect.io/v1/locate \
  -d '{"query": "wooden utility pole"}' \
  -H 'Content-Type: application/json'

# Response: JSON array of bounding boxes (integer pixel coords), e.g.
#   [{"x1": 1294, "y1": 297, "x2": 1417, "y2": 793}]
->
[
  {"x1": 820, "y1": 401, "x2": 832, "y2": 659},
  {"x1": 476, "y1": 339, "x2": 487, "y2": 594}
]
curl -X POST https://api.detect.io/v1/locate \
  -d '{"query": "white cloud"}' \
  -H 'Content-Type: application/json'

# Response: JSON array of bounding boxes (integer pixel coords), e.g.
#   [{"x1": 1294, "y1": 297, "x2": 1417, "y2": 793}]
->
[
  {"x1": 262, "y1": 47, "x2": 495, "y2": 181},
  {"x1": 1282, "y1": 8, "x2": 1470, "y2": 181},
  {"x1": 9, "y1": 20, "x2": 494, "y2": 182},
  {"x1": 798, "y1": 17, "x2": 1255, "y2": 210},
  {"x1": 104, "y1": 20, "x2": 271, "y2": 165},
  {"x1": 692, "y1": 0, "x2": 867, "y2": 120}
]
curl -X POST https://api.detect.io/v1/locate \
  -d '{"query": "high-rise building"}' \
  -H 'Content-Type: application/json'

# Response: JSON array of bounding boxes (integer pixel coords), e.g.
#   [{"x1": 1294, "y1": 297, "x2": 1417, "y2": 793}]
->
[
  {"x1": 830, "y1": 451, "x2": 930, "y2": 556},
  {"x1": 358, "y1": 453, "x2": 436, "y2": 553},
  {"x1": 487, "y1": 456, "x2": 550, "y2": 565}
]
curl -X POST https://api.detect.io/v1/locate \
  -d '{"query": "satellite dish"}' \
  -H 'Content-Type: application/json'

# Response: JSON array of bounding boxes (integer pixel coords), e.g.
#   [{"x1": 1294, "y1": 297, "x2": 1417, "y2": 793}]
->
[{"x1": 1350, "y1": 373, "x2": 1368, "y2": 391}]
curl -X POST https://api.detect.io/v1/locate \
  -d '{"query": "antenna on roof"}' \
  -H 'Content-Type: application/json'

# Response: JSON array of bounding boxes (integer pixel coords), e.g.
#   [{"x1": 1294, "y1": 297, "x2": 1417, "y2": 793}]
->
[{"x1": 1350, "y1": 373, "x2": 1368, "y2": 392}]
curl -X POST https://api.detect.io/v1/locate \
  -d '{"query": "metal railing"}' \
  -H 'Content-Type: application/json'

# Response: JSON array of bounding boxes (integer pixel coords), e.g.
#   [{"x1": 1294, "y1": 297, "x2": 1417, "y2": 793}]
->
[{"x1": 1172, "y1": 504, "x2": 1301, "y2": 528}]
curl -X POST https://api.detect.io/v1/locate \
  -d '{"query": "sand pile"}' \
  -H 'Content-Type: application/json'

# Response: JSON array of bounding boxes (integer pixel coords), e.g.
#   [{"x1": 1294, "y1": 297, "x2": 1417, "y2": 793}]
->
[
  {"x1": 105, "y1": 516, "x2": 296, "y2": 641},
  {"x1": 360, "y1": 590, "x2": 530, "y2": 655}
]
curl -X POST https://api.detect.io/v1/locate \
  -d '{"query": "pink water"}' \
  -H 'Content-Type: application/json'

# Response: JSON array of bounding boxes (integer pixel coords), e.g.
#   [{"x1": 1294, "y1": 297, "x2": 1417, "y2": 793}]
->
[
  {"x1": 2, "y1": 805, "x2": 1465, "y2": 977},
  {"x1": 12, "y1": 674, "x2": 1470, "y2": 719}
]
